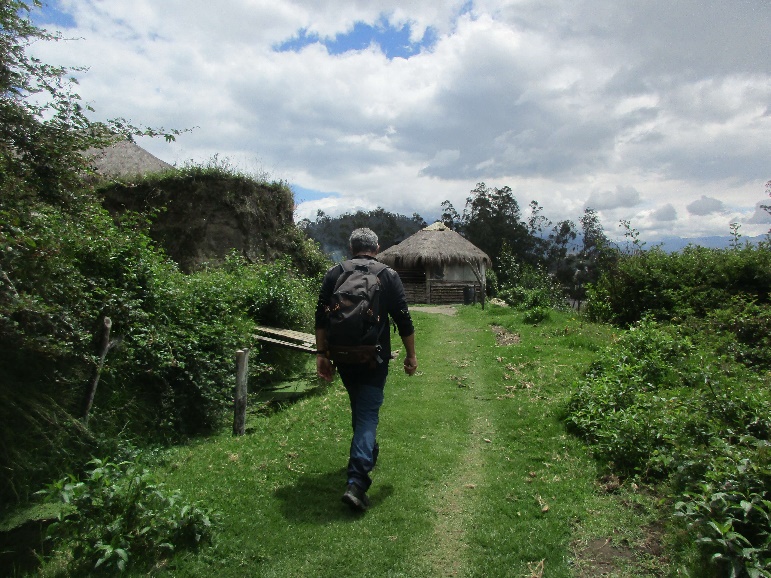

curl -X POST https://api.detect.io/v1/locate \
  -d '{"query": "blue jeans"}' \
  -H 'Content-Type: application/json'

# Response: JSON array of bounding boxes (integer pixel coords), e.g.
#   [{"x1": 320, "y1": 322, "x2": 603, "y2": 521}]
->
[{"x1": 338, "y1": 362, "x2": 388, "y2": 491}]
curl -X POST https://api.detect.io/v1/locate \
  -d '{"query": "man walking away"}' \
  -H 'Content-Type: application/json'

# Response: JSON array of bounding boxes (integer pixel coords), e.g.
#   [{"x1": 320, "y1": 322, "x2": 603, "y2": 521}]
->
[{"x1": 315, "y1": 228, "x2": 418, "y2": 511}]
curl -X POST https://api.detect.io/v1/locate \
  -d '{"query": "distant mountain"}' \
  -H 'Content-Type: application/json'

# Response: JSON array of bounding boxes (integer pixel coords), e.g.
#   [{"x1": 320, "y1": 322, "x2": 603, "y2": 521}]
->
[
  {"x1": 647, "y1": 234, "x2": 767, "y2": 252},
  {"x1": 416, "y1": 217, "x2": 768, "y2": 255}
]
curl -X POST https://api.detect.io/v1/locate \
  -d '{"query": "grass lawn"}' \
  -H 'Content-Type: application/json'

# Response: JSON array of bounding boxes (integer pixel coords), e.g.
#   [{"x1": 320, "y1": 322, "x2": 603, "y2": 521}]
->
[{"x1": 142, "y1": 305, "x2": 669, "y2": 577}]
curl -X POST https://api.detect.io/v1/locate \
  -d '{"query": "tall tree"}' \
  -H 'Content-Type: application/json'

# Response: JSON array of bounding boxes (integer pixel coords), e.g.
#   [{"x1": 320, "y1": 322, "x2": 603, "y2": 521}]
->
[
  {"x1": 525, "y1": 200, "x2": 552, "y2": 266},
  {"x1": 527, "y1": 200, "x2": 551, "y2": 237},
  {"x1": 440, "y1": 200, "x2": 461, "y2": 231},
  {"x1": 412, "y1": 212, "x2": 427, "y2": 229},
  {"x1": 574, "y1": 207, "x2": 614, "y2": 302},
  {"x1": 462, "y1": 183, "x2": 529, "y2": 267},
  {"x1": 579, "y1": 208, "x2": 607, "y2": 258},
  {"x1": 548, "y1": 219, "x2": 577, "y2": 267}
]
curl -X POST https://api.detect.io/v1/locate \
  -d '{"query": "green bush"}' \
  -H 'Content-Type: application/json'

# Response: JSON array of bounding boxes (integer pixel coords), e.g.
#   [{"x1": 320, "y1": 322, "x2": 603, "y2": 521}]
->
[
  {"x1": 40, "y1": 455, "x2": 214, "y2": 575},
  {"x1": 496, "y1": 256, "x2": 566, "y2": 311},
  {"x1": 1, "y1": 1, "x2": 326, "y2": 510},
  {"x1": 697, "y1": 297, "x2": 771, "y2": 370},
  {"x1": 674, "y1": 440, "x2": 771, "y2": 578},
  {"x1": 1, "y1": 201, "x2": 169, "y2": 503},
  {"x1": 1, "y1": 200, "x2": 318, "y2": 505},
  {"x1": 522, "y1": 306, "x2": 551, "y2": 324},
  {"x1": 565, "y1": 319, "x2": 771, "y2": 575},
  {"x1": 586, "y1": 244, "x2": 771, "y2": 327}
]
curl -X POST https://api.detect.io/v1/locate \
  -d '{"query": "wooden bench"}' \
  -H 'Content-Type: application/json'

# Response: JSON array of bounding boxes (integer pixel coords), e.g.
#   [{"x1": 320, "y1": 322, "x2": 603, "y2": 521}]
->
[
  {"x1": 253, "y1": 326, "x2": 317, "y2": 354},
  {"x1": 232, "y1": 326, "x2": 317, "y2": 435}
]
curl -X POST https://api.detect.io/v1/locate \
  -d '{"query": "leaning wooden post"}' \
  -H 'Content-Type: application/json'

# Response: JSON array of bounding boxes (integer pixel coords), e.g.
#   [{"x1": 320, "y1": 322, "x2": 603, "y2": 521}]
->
[
  {"x1": 233, "y1": 348, "x2": 249, "y2": 436},
  {"x1": 82, "y1": 316, "x2": 113, "y2": 427},
  {"x1": 465, "y1": 259, "x2": 486, "y2": 310}
]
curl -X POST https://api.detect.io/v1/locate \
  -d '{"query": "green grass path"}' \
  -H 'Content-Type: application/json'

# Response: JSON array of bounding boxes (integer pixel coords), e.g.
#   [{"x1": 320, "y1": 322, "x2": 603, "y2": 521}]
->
[{"x1": 151, "y1": 306, "x2": 661, "y2": 577}]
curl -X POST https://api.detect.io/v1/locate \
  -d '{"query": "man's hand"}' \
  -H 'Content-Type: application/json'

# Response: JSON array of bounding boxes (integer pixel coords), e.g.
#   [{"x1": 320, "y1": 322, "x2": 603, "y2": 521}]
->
[
  {"x1": 403, "y1": 355, "x2": 418, "y2": 376},
  {"x1": 316, "y1": 355, "x2": 335, "y2": 382},
  {"x1": 400, "y1": 333, "x2": 417, "y2": 376}
]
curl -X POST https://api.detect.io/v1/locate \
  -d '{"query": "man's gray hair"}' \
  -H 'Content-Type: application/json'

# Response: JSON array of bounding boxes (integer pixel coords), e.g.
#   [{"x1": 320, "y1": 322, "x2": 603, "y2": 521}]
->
[{"x1": 349, "y1": 228, "x2": 379, "y2": 254}]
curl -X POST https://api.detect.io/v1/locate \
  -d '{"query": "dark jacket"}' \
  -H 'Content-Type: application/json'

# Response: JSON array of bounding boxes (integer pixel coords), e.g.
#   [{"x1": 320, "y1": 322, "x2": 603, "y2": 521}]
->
[{"x1": 315, "y1": 255, "x2": 414, "y2": 362}]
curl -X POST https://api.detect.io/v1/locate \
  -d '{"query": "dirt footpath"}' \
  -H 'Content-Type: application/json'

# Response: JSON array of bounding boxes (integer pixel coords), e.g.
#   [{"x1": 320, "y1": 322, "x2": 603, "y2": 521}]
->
[{"x1": 410, "y1": 305, "x2": 457, "y2": 316}]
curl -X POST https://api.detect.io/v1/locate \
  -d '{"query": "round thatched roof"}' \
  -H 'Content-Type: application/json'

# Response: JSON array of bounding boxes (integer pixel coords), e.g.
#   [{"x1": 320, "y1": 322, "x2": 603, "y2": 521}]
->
[
  {"x1": 86, "y1": 140, "x2": 174, "y2": 177},
  {"x1": 378, "y1": 222, "x2": 492, "y2": 269}
]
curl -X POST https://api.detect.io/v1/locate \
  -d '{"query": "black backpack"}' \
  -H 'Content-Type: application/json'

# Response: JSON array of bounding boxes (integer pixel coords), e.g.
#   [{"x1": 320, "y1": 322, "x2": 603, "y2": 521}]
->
[{"x1": 324, "y1": 258, "x2": 389, "y2": 365}]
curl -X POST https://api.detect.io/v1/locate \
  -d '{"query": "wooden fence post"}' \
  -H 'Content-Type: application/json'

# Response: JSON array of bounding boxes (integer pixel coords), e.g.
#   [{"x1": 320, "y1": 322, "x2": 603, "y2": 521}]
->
[
  {"x1": 465, "y1": 259, "x2": 486, "y2": 310},
  {"x1": 82, "y1": 316, "x2": 114, "y2": 427},
  {"x1": 233, "y1": 348, "x2": 249, "y2": 436}
]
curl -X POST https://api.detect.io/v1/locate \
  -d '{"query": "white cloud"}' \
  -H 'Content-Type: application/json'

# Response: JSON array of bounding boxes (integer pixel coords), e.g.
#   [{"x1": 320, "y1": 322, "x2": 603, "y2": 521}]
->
[
  {"x1": 33, "y1": 0, "x2": 771, "y2": 241},
  {"x1": 687, "y1": 196, "x2": 726, "y2": 216},
  {"x1": 585, "y1": 186, "x2": 642, "y2": 211},
  {"x1": 651, "y1": 204, "x2": 677, "y2": 222},
  {"x1": 746, "y1": 202, "x2": 771, "y2": 225}
]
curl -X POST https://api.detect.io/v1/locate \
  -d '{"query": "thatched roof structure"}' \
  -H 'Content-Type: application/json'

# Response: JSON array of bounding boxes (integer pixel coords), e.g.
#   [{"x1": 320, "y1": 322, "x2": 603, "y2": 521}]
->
[
  {"x1": 378, "y1": 222, "x2": 491, "y2": 268},
  {"x1": 86, "y1": 140, "x2": 174, "y2": 177}
]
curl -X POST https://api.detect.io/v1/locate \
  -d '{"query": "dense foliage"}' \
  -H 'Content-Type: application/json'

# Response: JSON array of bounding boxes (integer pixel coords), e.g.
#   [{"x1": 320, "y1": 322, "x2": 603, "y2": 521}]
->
[
  {"x1": 40, "y1": 453, "x2": 214, "y2": 575},
  {"x1": 492, "y1": 241, "x2": 566, "y2": 323},
  {"x1": 1, "y1": 193, "x2": 319, "y2": 505},
  {"x1": 441, "y1": 183, "x2": 613, "y2": 307},
  {"x1": 568, "y1": 238, "x2": 771, "y2": 576},
  {"x1": 299, "y1": 207, "x2": 427, "y2": 260},
  {"x1": 566, "y1": 320, "x2": 771, "y2": 576},
  {"x1": 0, "y1": 2, "x2": 325, "y2": 511},
  {"x1": 586, "y1": 243, "x2": 771, "y2": 327}
]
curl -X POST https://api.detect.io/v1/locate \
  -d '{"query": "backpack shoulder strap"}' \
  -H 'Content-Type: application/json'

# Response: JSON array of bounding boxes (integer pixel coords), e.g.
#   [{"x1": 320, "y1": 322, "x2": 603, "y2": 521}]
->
[
  {"x1": 338, "y1": 260, "x2": 355, "y2": 273},
  {"x1": 332, "y1": 260, "x2": 354, "y2": 291},
  {"x1": 367, "y1": 261, "x2": 389, "y2": 276},
  {"x1": 343, "y1": 258, "x2": 388, "y2": 277}
]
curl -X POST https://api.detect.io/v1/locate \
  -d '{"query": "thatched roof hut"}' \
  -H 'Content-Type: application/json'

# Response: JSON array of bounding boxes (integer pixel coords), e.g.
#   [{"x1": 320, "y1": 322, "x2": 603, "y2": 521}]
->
[
  {"x1": 87, "y1": 140, "x2": 174, "y2": 178},
  {"x1": 378, "y1": 222, "x2": 491, "y2": 304}
]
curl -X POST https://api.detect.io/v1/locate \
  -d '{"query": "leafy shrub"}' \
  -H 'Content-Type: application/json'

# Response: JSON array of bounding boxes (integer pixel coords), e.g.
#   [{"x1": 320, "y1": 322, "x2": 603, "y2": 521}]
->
[
  {"x1": 674, "y1": 440, "x2": 771, "y2": 578},
  {"x1": 586, "y1": 244, "x2": 771, "y2": 327},
  {"x1": 698, "y1": 297, "x2": 771, "y2": 370},
  {"x1": 522, "y1": 306, "x2": 551, "y2": 324},
  {"x1": 565, "y1": 319, "x2": 771, "y2": 575},
  {"x1": 40, "y1": 455, "x2": 214, "y2": 575},
  {"x1": 496, "y1": 254, "x2": 566, "y2": 311},
  {"x1": 90, "y1": 252, "x2": 316, "y2": 438},
  {"x1": 566, "y1": 320, "x2": 770, "y2": 475},
  {"x1": 1, "y1": 202, "x2": 172, "y2": 502},
  {"x1": 1, "y1": 202, "x2": 318, "y2": 505}
]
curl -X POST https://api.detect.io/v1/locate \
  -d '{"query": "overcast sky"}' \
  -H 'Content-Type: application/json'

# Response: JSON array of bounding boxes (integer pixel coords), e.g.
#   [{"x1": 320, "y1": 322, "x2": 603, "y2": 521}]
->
[{"x1": 33, "y1": 0, "x2": 771, "y2": 240}]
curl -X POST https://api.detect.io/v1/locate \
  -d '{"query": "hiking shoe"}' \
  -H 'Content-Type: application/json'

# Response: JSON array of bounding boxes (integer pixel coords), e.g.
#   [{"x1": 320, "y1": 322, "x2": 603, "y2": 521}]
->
[{"x1": 342, "y1": 483, "x2": 370, "y2": 511}]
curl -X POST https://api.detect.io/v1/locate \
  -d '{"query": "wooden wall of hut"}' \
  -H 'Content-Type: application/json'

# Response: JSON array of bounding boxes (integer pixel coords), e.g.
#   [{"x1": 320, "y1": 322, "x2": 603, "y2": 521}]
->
[
  {"x1": 402, "y1": 280, "x2": 483, "y2": 305},
  {"x1": 402, "y1": 282, "x2": 427, "y2": 303},
  {"x1": 393, "y1": 266, "x2": 483, "y2": 304}
]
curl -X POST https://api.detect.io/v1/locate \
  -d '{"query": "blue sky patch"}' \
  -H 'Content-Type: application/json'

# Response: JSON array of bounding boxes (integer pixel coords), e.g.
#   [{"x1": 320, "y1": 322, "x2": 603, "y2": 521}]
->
[
  {"x1": 292, "y1": 184, "x2": 339, "y2": 204},
  {"x1": 32, "y1": 0, "x2": 76, "y2": 29},
  {"x1": 276, "y1": 19, "x2": 437, "y2": 59}
]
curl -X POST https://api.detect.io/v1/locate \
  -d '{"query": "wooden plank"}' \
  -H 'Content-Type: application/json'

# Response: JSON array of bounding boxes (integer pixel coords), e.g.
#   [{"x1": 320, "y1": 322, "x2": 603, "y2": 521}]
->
[
  {"x1": 253, "y1": 334, "x2": 317, "y2": 354},
  {"x1": 255, "y1": 326, "x2": 315, "y2": 344}
]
